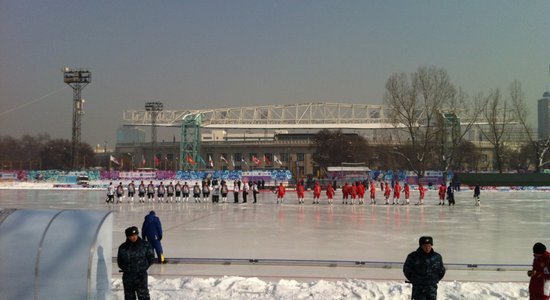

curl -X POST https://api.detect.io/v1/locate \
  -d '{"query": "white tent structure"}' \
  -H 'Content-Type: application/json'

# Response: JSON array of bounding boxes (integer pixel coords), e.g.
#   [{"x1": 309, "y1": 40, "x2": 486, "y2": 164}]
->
[{"x1": 0, "y1": 209, "x2": 112, "y2": 300}]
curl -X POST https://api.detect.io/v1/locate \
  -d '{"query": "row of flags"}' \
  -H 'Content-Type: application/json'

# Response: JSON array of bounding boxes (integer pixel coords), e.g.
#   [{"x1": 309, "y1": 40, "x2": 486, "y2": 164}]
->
[
  {"x1": 187, "y1": 154, "x2": 283, "y2": 168},
  {"x1": 110, "y1": 154, "x2": 284, "y2": 168}
]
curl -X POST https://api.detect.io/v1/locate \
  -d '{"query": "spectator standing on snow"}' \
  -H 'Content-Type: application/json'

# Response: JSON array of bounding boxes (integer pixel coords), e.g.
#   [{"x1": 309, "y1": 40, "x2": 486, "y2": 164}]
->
[
  {"x1": 142, "y1": 211, "x2": 165, "y2": 264},
  {"x1": 528, "y1": 242, "x2": 550, "y2": 300},
  {"x1": 403, "y1": 236, "x2": 446, "y2": 300},
  {"x1": 117, "y1": 226, "x2": 155, "y2": 300}
]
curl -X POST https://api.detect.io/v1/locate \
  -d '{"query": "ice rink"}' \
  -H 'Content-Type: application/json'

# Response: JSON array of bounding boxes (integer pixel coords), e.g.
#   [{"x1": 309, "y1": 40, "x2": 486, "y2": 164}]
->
[{"x1": 0, "y1": 187, "x2": 547, "y2": 283}]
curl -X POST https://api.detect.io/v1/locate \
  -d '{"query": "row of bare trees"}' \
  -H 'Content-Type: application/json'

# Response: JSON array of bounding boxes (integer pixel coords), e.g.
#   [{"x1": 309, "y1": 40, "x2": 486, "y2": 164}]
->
[
  {"x1": 0, "y1": 134, "x2": 95, "y2": 170},
  {"x1": 383, "y1": 66, "x2": 550, "y2": 178}
]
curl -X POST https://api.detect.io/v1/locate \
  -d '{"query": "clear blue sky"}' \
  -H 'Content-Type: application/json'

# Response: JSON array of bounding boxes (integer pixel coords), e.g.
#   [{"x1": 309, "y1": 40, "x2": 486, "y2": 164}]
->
[{"x1": 1, "y1": 1, "x2": 549, "y2": 148}]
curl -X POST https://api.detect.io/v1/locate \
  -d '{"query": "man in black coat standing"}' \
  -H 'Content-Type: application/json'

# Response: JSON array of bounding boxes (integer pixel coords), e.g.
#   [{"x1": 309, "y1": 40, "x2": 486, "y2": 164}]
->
[
  {"x1": 403, "y1": 236, "x2": 446, "y2": 300},
  {"x1": 117, "y1": 226, "x2": 155, "y2": 300}
]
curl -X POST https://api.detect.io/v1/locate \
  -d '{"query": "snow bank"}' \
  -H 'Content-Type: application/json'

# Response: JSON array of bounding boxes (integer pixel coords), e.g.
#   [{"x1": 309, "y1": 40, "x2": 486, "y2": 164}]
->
[{"x1": 111, "y1": 276, "x2": 529, "y2": 299}]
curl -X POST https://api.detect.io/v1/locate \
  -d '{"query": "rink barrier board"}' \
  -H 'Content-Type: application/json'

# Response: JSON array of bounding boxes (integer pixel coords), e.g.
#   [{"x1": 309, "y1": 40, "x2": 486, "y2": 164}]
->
[{"x1": 112, "y1": 257, "x2": 529, "y2": 271}]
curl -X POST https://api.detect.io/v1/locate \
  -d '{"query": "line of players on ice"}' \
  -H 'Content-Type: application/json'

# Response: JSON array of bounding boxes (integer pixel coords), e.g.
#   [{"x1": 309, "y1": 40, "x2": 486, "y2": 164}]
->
[
  {"x1": 107, "y1": 180, "x2": 233, "y2": 203},
  {"x1": 107, "y1": 180, "x2": 481, "y2": 206}
]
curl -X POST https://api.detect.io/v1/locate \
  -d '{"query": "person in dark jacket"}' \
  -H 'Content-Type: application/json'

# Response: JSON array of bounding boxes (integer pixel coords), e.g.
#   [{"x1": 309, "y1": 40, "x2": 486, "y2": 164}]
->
[
  {"x1": 446, "y1": 184, "x2": 455, "y2": 206},
  {"x1": 117, "y1": 226, "x2": 155, "y2": 300},
  {"x1": 142, "y1": 211, "x2": 165, "y2": 263},
  {"x1": 403, "y1": 236, "x2": 446, "y2": 300}
]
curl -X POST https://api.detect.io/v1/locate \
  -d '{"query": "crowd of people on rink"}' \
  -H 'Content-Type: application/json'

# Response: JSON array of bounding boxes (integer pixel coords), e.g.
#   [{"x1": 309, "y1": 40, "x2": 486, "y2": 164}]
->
[{"x1": 106, "y1": 179, "x2": 479, "y2": 206}]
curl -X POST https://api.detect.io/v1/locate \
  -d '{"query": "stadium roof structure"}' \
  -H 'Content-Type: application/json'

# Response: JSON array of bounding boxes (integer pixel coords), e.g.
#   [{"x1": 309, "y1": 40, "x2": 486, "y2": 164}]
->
[{"x1": 123, "y1": 102, "x2": 395, "y2": 129}]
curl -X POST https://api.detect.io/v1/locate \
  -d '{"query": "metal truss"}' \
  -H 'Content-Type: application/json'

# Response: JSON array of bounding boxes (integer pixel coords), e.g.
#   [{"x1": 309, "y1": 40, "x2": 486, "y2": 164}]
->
[{"x1": 123, "y1": 102, "x2": 394, "y2": 129}]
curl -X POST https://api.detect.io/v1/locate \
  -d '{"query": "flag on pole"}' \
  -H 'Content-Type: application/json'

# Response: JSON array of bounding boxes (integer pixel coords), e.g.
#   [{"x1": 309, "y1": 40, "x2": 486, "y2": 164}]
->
[
  {"x1": 230, "y1": 155, "x2": 235, "y2": 167},
  {"x1": 252, "y1": 155, "x2": 261, "y2": 166},
  {"x1": 110, "y1": 155, "x2": 120, "y2": 165},
  {"x1": 154, "y1": 155, "x2": 160, "y2": 167},
  {"x1": 241, "y1": 157, "x2": 248, "y2": 166},
  {"x1": 263, "y1": 154, "x2": 270, "y2": 165},
  {"x1": 208, "y1": 155, "x2": 214, "y2": 168},
  {"x1": 141, "y1": 154, "x2": 146, "y2": 167},
  {"x1": 198, "y1": 155, "x2": 207, "y2": 166},
  {"x1": 186, "y1": 154, "x2": 196, "y2": 165},
  {"x1": 273, "y1": 155, "x2": 283, "y2": 166},
  {"x1": 220, "y1": 155, "x2": 228, "y2": 164}
]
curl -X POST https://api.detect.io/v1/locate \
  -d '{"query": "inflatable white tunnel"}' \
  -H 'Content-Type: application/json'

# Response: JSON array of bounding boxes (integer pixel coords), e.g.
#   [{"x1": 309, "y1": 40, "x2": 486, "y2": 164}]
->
[{"x1": 0, "y1": 208, "x2": 112, "y2": 300}]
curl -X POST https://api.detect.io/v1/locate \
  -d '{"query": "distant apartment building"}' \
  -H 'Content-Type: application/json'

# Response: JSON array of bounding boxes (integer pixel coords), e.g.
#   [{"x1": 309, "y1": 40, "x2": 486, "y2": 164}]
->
[{"x1": 538, "y1": 92, "x2": 550, "y2": 140}]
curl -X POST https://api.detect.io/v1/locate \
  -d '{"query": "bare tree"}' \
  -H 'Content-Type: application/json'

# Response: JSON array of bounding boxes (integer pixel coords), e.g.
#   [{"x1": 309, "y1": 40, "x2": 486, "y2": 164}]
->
[
  {"x1": 509, "y1": 80, "x2": 550, "y2": 172},
  {"x1": 437, "y1": 89, "x2": 485, "y2": 175},
  {"x1": 384, "y1": 66, "x2": 457, "y2": 177},
  {"x1": 478, "y1": 89, "x2": 514, "y2": 173}
]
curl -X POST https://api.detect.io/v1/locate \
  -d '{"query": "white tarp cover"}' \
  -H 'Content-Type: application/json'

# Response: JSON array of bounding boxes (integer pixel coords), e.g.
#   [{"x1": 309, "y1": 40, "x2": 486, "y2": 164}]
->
[{"x1": 0, "y1": 208, "x2": 112, "y2": 300}]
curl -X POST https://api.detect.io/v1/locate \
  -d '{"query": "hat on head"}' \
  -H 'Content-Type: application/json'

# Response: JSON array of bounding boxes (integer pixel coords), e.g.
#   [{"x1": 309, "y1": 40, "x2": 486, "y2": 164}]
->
[
  {"x1": 125, "y1": 226, "x2": 139, "y2": 237},
  {"x1": 419, "y1": 236, "x2": 433, "y2": 246},
  {"x1": 533, "y1": 242, "x2": 546, "y2": 254}
]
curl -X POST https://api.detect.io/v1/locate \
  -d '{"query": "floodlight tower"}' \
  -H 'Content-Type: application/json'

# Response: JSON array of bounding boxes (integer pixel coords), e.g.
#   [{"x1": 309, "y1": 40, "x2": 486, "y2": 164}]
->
[
  {"x1": 145, "y1": 101, "x2": 163, "y2": 168},
  {"x1": 63, "y1": 67, "x2": 91, "y2": 170}
]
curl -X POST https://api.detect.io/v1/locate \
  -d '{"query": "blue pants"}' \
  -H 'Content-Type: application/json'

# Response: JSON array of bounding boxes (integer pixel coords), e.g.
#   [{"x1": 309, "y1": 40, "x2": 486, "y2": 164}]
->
[{"x1": 147, "y1": 239, "x2": 163, "y2": 262}]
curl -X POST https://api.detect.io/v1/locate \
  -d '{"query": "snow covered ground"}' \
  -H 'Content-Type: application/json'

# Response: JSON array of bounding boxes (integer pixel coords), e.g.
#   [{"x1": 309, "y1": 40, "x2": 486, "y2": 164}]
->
[{"x1": 0, "y1": 187, "x2": 545, "y2": 299}]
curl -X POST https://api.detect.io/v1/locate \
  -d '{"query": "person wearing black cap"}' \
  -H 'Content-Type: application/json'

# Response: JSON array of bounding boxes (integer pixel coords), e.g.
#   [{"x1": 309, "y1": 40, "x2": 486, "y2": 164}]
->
[
  {"x1": 403, "y1": 236, "x2": 446, "y2": 300},
  {"x1": 528, "y1": 242, "x2": 550, "y2": 300},
  {"x1": 117, "y1": 226, "x2": 155, "y2": 300}
]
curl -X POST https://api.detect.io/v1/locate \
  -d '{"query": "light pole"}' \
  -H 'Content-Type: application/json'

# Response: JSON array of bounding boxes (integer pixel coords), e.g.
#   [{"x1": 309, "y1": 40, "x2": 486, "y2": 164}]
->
[
  {"x1": 145, "y1": 102, "x2": 163, "y2": 169},
  {"x1": 63, "y1": 67, "x2": 91, "y2": 170}
]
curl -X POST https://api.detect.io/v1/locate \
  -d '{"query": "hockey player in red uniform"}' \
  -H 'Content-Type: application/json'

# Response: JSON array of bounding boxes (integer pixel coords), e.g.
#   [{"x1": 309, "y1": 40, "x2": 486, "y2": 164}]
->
[
  {"x1": 350, "y1": 183, "x2": 358, "y2": 205},
  {"x1": 276, "y1": 183, "x2": 286, "y2": 204},
  {"x1": 438, "y1": 183, "x2": 446, "y2": 205},
  {"x1": 357, "y1": 181, "x2": 366, "y2": 204},
  {"x1": 296, "y1": 182, "x2": 305, "y2": 204},
  {"x1": 416, "y1": 183, "x2": 425, "y2": 205},
  {"x1": 384, "y1": 181, "x2": 391, "y2": 205},
  {"x1": 403, "y1": 183, "x2": 411, "y2": 205},
  {"x1": 326, "y1": 183, "x2": 335, "y2": 205},
  {"x1": 370, "y1": 181, "x2": 377, "y2": 204},
  {"x1": 393, "y1": 181, "x2": 401, "y2": 205},
  {"x1": 342, "y1": 182, "x2": 349, "y2": 204},
  {"x1": 313, "y1": 182, "x2": 321, "y2": 204}
]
